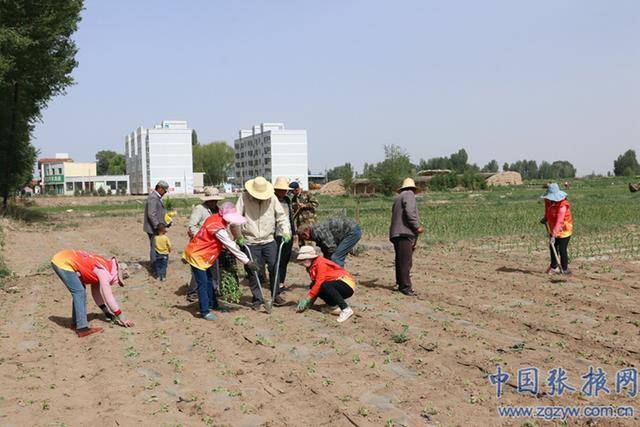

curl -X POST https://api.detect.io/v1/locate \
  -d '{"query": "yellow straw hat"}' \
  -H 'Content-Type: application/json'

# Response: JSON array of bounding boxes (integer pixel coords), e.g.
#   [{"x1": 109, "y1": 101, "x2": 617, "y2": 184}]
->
[
  {"x1": 245, "y1": 176, "x2": 274, "y2": 200},
  {"x1": 273, "y1": 176, "x2": 290, "y2": 191},
  {"x1": 397, "y1": 177, "x2": 420, "y2": 193}
]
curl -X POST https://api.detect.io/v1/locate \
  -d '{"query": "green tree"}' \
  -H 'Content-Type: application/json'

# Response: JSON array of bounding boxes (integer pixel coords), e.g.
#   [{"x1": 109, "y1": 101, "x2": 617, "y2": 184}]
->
[
  {"x1": 613, "y1": 149, "x2": 640, "y2": 176},
  {"x1": 193, "y1": 141, "x2": 234, "y2": 185},
  {"x1": 327, "y1": 162, "x2": 354, "y2": 190},
  {"x1": 503, "y1": 162, "x2": 509, "y2": 172},
  {"x1": 191, "y1": 129, "x2": 198, "y2": 146},
  {"x1": 95, "y1": 150, "x2": 116, "y2": 175},
  {"x1": 365, "y1": 145, "x2": 413, "y2": 195},
  {"x1": 550, "y1": 160, "x2": 576, "y2": 179},
  {"x1": 481, "y1": 160, "x2": 499, "y2": 173},
  {"x1": 0, "y1": 0, "x2": 83, "y2": 208},
  {"x1": 106, "y1": 154, "x2": 125, "y2": 175}
]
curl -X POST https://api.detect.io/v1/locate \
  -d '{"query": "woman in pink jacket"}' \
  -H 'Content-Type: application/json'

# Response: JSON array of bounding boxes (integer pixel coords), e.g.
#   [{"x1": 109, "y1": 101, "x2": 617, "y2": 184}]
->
[{"x1": 51, "y1": 250, "x2": 134, "y2": 337}]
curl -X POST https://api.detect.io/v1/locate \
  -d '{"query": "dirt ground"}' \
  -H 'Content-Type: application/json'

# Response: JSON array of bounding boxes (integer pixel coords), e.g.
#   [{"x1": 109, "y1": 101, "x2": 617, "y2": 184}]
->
[{"x1": 1, "y1": 212, "x2": 639, "y2": 426}]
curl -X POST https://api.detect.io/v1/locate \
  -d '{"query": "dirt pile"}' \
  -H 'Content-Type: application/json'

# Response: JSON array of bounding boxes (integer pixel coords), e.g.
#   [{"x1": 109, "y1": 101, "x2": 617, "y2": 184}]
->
[
  {"x1": 485, "y1": 171, "x2": 523, "y2": 186},
  {"x1": 319, "y1": 179, "x2": 346, "y2": 196}
]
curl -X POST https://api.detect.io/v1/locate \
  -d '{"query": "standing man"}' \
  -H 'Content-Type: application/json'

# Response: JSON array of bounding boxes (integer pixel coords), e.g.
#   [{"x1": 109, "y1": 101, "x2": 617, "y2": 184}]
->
[
  {"x1": 185, "y1": 188, "x2": 225, "y2": 302},
  {"x1": 389, "y1": 178, "x2": 424, "y2": 296},
  {"x1": 234, "y1": 176, "x2": 291, "y2": 310},
  {"x1": 289, "y1": 181, "x2": 319, "y2": 230},
  {"x1": 297, "y1": 217, "x2": 362, "y2": 267},
  {"x1": 143, "y1": 181, "x2": 169, "y2": 272},
  {"x1": 274, "y1": 176, "x2": 296, "y2": 291}
]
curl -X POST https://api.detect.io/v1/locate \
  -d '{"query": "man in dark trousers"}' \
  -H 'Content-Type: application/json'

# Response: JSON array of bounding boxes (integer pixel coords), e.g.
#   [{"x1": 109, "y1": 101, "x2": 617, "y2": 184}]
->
[
  {"x1": 389, "y1": 178, "x2": 424, "y2": 296},
  {"x1": 143, "y1": 180, "x2": 169, "y2": 271}
]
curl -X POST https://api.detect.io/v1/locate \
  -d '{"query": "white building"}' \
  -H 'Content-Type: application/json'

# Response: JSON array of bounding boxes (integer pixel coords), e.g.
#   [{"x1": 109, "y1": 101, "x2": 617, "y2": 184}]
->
[
  {"x1": 125, "y1": 120, "x2": 194, "y2": 195},
  {"x1": 233, "y1": 123, "x2": 309, "y2": 190}
]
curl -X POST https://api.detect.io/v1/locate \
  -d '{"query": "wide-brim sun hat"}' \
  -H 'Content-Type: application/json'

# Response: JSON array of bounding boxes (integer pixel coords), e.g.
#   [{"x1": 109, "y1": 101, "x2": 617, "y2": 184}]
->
[
  {"x1": 541, "y1": 182, "x2": 567, "y2": 202},
  {"x1": 397, "y1": 177, "x2": 421, "y2": 193},
  {"x1": 203, "y1": 187, "x2": 225, "y2": 201},
  {"x1": 219, "y1": 202, "x2": 247, "y2": 225},
  {"x1": 297, "y1": 245, "x2": 319, "y2": 261},
  {"x1": 245, "y1": 176, "x2": 274, "y2": 200},
  {"x1": 273, "y1": 176, "x2": 290, "y2": 191}
]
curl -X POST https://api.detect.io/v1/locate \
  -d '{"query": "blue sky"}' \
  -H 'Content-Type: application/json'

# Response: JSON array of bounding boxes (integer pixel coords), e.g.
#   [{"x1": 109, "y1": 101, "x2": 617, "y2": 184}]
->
[{"x1": 33, "y1": 0, "x2": 639, "y2": 175}]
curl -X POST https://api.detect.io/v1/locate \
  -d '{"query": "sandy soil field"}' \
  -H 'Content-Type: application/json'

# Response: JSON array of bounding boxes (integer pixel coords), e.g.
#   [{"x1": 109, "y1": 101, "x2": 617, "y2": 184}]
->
[{"x1": 1, "y1": 212, "x2": 639, "y2": 426}]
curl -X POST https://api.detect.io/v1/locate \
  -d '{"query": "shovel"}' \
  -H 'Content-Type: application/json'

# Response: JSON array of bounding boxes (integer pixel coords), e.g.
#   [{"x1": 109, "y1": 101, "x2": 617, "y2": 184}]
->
[
  {"x1": 267, "y1": 239, "x2": 287, "y2": 313},
  {"x1": 243, "y1": 245, "x2": 268, "y2": 312},
  {"x1": 543, "y1": 222, "x2": 565, "y2": 275}
]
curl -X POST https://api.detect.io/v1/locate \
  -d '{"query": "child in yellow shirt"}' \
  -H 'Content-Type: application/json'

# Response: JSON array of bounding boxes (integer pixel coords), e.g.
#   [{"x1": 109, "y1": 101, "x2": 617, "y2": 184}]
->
[{"x1": 154, "y1": 224, "x2": 171, "y2": 281}]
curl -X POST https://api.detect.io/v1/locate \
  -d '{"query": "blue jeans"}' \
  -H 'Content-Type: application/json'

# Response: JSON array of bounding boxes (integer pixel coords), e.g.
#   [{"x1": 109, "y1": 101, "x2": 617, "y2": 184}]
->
[
  {"x1": 154, "y1": 253, "x2": 168, "y2": 279},
  {"x1": 191, "y1": 265, "x2": 219, "y2": 316},
  {"x1": 51, "y1": 263, "x2": 88, "y2": 329},
  {"x1": 331, "y1": 225, "x2": 362, "y2": 267}
]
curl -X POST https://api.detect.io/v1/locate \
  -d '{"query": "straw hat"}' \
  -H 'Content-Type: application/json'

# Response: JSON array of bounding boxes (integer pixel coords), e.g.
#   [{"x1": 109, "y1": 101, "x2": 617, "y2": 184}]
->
[
  {"x1": 273, "y1": 176, "x2": 290, "y2": 191},
  {"x1": 397, "y1": 177, "x2": 420, "y2": 193},
  {"x1": 245, "y1": 176, "x2": 274, "y2": 200},
  {"x1": 296, "y1": 246, "x2": 319, "y2": 261},
  {"x1": 203, "y1": 187, "x2": 224, "y2": 201},
  {"x1": 541, "y1": 183, "x2": 567, "y2": 202}
]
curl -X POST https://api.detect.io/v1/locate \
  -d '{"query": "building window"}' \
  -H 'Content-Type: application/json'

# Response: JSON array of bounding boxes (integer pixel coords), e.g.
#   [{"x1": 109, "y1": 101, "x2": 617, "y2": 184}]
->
[
  {"x1": 66, "y1": 183, "x2": 73, "y2": 191},
  {"x1": 175, "y1": 181, "x2": 181, "y2": 188},
  {"x1": 107, "y1": 181, "x2": 116, "y2": 190}
]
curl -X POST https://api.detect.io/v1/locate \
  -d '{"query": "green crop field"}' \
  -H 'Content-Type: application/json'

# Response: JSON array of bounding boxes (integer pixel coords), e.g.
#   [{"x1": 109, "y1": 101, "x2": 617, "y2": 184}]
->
[{"x1": 316, "y1": 177, "x2": 640, "y2": 259}]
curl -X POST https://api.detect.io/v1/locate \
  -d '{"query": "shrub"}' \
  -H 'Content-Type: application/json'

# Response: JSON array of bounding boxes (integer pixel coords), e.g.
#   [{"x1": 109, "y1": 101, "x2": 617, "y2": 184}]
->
[{"x1": 97, "y1": 187, "x2": 106, "y2": 196}]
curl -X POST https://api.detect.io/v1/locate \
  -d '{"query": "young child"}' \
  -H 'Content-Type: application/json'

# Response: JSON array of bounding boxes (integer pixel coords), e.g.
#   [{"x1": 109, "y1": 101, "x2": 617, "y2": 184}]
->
[
  {"x1": 541, "y1": 183, "x2": 573, "y2": 274},
  {"x1": 154, "y1": 223, "x2": 171, "y2": 280},
  {"x1": 295, "y1": 246, "x2": 356, "y2": 323}
]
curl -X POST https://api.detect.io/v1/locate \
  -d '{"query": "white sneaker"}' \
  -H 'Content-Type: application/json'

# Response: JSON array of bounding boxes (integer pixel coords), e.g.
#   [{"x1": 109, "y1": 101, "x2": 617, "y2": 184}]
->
[
  {"x1": 329, "y1": 306, "x2": 341, "y2": 315},
  {"x1": 337, "y1": 307, "x2": 353, "y2": 323}
]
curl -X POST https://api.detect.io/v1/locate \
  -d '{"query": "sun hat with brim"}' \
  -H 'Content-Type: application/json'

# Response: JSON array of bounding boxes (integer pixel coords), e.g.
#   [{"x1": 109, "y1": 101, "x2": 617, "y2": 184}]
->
[
  {"x1": 274, "y1": 176, "x2": 290, "y2": 191},
  {"x1": 541, "y1": 183, "x2": 567, "y2": 202},
  {"x1": 397, "y1": 177, "x2": 421, "y2": 193},
  {"x1": 245, "y1": 176, "x2": 274, "y2": 200},
  {"x1": 296, "y1": 246, "x2": 319, "y2": 261},
  {"x1": 203, "y1": 187, "x2": 225, "y2": 201},
  {"x1": 219, "y1": 202, "x2": 247, "y2": 225}
]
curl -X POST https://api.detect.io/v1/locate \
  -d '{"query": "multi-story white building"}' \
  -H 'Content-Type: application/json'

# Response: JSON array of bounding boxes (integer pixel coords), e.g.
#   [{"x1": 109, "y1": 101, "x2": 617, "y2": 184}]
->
[
  {"x1": 125, "y1": 120, "x2": 194, "y2": 195},
  {"x1": 233, "y1": 123, "x2": 309, "y2": 190}
]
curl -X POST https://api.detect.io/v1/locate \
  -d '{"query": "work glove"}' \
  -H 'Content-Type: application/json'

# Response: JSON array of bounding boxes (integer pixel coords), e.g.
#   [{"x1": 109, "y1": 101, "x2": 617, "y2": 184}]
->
[
  {"x1": 114, "y1": 313, "x2": 134, "y2": 327},
  {"x1": 296, "y1": 298, "x2": 309, "y2": 312},
  {"x1": 549, "y1": 236, "x2": 556, "y2": 246},
  {"x1": 99, "y1": 304, "x2": 116, "y2": 322},
  {"x1": 282, "y1": 233, "x2": 292, "y2": 243},
  {"x1": 237, "y1": 237, "x2": 246, "y2": 247},
  {"x1": 246, "y1": 261, "x2": 259, "y2": 273}
]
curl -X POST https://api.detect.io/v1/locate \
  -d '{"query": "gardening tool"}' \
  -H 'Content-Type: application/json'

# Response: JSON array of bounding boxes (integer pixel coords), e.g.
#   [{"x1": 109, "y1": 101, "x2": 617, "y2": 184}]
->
[
  {"x1": 543, "y1": 221, "x2": 565, "y2": 275},
  {"x1": 267, "y1": 239, "x2": 287, "y2": 313},
  {"x1": 242, "y1": 245, "x2": 268, "y2": 312}
]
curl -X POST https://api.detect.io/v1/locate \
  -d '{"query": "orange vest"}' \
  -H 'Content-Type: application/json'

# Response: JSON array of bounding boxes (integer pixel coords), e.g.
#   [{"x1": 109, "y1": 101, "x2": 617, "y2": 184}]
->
[
  {"x1": 51, "y1": 250, "x2": 113, "y2": 285},
  {"x1": 307, "y1": 256, "x2": 356, "y2": 298},
  {"x1": 183, "y1": 213, "x2": 228, "y2": 270},
  {"x1": 545, "y1": 199, "x2": 573, "y2": 238}
]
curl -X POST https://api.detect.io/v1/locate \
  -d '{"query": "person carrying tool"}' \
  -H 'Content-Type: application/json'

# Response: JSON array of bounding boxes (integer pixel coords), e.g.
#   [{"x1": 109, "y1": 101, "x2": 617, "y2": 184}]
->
[
  {"x1": 389, "y1": 177, "x2": 425, "y2": 297},
  {"x1": 541, "y1": 183, "x2": 573, "y2": 275},
  {"x1": 295, "y1": 246, "x2": 356, "y2": 323},
  {"x1": 274, "y1": 176, "x2": 296, "y2": 291},
  {"x1": 185, "y1": 188, "x2": 225, "y2": 302},
  {"x1": 289, "y1": 181, "x2": 319, "y2": 230},
  {"x1": 51, "y1": 250, "x2": 134, "y2": 337},
  {"x1": 183, "y1": 202, "x2": 259, "y2": 320},
  {"x1": 298, "y1": 217, "x2": 362, "y2": 267},
  {"x1": 234, "y1": 176, "x2": 291, "y2": 310}
]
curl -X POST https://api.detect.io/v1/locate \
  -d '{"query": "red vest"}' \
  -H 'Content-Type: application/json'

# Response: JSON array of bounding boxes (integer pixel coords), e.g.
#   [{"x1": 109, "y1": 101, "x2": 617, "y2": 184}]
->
[
  {"x1": 545, "y1": 199, "x2": 573, "y2": 238},
  {"x1": 183, "y1": 213, "x2": 228, "y2": 269},
  {"x1": 53, "y1": 250, "x2": 112, "y2": 285}
]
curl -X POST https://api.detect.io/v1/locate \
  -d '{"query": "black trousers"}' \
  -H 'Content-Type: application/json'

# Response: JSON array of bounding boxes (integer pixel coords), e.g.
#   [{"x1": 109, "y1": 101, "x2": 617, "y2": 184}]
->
[
  {"x1": 275, "y1": 235, "x2": 293, "y2": 284},
  {"x1": 550, "y1": 236, "x2": 570, "y2": 271},
  {"x1": 244, "y1": 241, "x2": 279, "y2": 304},
  {"x1": 317, "y1": 280, "x2": 354, "y2": 310},
  {"x1": 392, "y1": 236, "x2": 415, "y2": 291}
]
